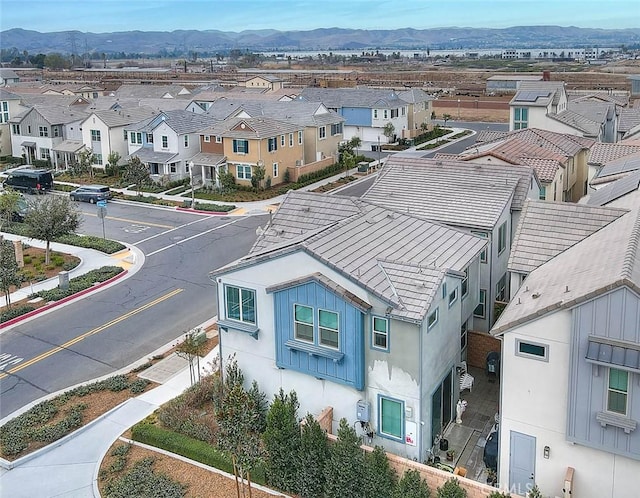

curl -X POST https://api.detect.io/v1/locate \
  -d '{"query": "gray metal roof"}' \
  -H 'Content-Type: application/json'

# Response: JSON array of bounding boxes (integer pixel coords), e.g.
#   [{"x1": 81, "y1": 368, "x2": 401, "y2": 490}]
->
[
  {"x1": 493, "y1": 207, "x2": 640, "y2": 336},
  {"x1": 586, "y1": 170, "x2": 640, "y2": 206},
  {"x1": 509, "y1": 199, "x2": 627, "y2": 274},
  {"x1": 586, "y1": 338, "x2": 640, "y2": 373},
  {"x1": 362, "y1": 156, "x2": 534, "y2": 229}
]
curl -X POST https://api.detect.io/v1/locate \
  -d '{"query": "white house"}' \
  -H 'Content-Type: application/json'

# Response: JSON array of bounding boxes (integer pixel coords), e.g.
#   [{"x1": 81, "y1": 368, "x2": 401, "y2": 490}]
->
[{"x1": 212, "y1": 191, "x2": 487, "y2": 462}]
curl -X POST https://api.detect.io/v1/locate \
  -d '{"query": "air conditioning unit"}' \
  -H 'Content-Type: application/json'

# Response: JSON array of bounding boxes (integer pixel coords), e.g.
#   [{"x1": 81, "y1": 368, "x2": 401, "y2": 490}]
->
[{"x1": 295, "y1": 160, "x2": 302, "y2": 167}]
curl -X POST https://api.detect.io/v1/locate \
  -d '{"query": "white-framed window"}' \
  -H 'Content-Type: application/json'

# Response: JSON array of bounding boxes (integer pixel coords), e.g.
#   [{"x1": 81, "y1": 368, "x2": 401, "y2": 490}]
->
[
  {"x1": 216, "y1": 135, "x2": 222, "y2": 143},
  {"x1": 378, "y1": 395, "x2": 403, "y2": 441},
  {"x1": 39, "y1": 148, "x2": 50, "y2": 160},
  {"x1": 147, "y1": 133, "x2": 153, "y2": 144},
  {"x1": 460, "y1": 321, "x2": 468, "y2": 351},
  {"x1": 427, "y1": 308, "x2": 438, "y2": 329},
  {"x1": 94, "y1": 153, "x2": 103, "y2": 165},
  {"x1": 319, "y1": 309, "x2": 339, "y2": 349},
  {"x1": 383, "y1": 109, "x2": 388, "y2": 119},
  {"x1": 471, "y1": 230, "x2": 488, "y2": 263},
  {"x1": 184, "y1": 135, "x2": 189, "y2": 147},
  {"x1": 331, "y1": 123, "x2": 343, "y2": 135},
  {"x1": 53, "y1": 127, "x2": 60, "y2": 138},
  {"x1": 237, "y1": 164, "x2": 252, "y2": 180},
  {"x1": 233, "y1": 139, "x2": 249, "y2": 154},
  {"x1": 516, "y1": 339, "x2": 549, "y2": 361},
  {"x1": 170, "y1": 164, "x2": 176, "y2": 173},
  {"x1": 448, "y1": 288, "x2": 458, "y2": 307},
  {"x1": 225, "y1": 285, "x2": 256, "y2": 324},
  {"x1": 373, "y1": 109, "x2": 378, "y2": 119},
  {"x1": 539, "y1": 186, "x2": 546, "y2": 200},
  {"x1": 607, "y1": 368, "x2": 629, "y2": 415},
  {"x1": 90, "y1": 129, "x2": 101, "y2": 142},
  {"x1": 495, "y1": 273, "x2": 507, "y2": 302},
  {"x1": 372, "y1": 316, "x2": 389, "y2": 351},
  {"x1": 289, "y1": 133, "x2": 294, "y2": 147},
  {"x1": 268, "y1": 137, "x2": 278, "y2": 152},
  {"x1": 498, "y1": 221, "x2": 507, "y2": 255},
  {"x1": 298, "y1": 131, "x2": 303, "y2": 144},
  {"x1": 272, "y1": 162, "x2": 278, "y2": 178},
  {"x1": 204, "y1": 135, "x2": 210, "y2": 143},
  {"x1": 319, "y1": 126, "x2": 326, "y2": 139},
  {"x1": 123, "y1": 130, "x2": 128, "y2": 141},
  {"x1": 294, "y1": 304, "x2": 314, "y2": 342},
  {"x1": 38, "y1": 126, "x2": 48, "y2": 137},
  {"x1": 514, "y1": 107, "x2": 529, "y2": 130},
  {"x1": 12, "y1": 124, "x2": 20, "y2": 134},
  {"x1": 162, "y1": 135, "x2": 168, "y2": 148},
  {"x1": 136, "y1": 132, "x2": 143, "y2": 144},
  {"x1": 281, "y1": 134, "x2": 285, "y2": 146},
  {"x1": 461, "y1": 267, "x2": 469, "y2": 298},
  {"x1": 474, "y1": 289, "x2": 486, "y2": 318},
  {"x1": 0, "y1": 101, "x2": 9, "y2": 123}
]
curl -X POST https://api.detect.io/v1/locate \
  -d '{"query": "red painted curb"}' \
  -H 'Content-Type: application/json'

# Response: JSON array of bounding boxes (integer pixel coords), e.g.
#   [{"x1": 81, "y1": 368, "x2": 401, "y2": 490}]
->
[
  {"x1": 0, "y1": 270, "x2": 128, "y2": 329},
  {"x1": 175, "y1": 207, "x2": 232, "y2": 215}
]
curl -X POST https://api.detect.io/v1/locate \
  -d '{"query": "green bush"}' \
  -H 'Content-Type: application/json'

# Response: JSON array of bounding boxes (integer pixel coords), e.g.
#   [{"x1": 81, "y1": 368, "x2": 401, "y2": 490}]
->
[
  {"x1": 104, "y1": 457, "x2": 185, "y2": 498},
  {"x1": 34, "y1": 266, "x2": 123, "y2": 302},
  {"x1": 192, "y1": 202, "x2": 235, "y2": 212},
  {"x1": 54, "y1": 234, "x2": 126, "y2": 254},
  {"x1": 23, "y1": 255, "x2": 32, "y2": 265}
]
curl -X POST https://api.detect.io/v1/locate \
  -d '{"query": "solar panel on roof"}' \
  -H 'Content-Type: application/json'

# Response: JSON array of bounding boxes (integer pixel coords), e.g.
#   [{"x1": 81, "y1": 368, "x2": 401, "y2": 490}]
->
[
  {"x1": 587, "y1": 170, "x2": 640, "y2": 206},
  {"x1": 517, "y1": 90, "x2": 552, "y2": 102}
]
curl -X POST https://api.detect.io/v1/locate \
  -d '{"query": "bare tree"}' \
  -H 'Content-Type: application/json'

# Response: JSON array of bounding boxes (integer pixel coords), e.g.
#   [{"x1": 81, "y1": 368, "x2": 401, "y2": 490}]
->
[{"x1": 175, "y1": 328, "x2": 207, "y2": 385}]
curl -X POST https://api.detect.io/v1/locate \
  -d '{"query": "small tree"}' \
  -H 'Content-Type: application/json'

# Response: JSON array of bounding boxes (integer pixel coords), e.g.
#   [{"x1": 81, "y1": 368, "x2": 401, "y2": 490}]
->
[
  {"x1": 324, "y1": 418, "x2": 365, "y2": 498},
  {"x1": 123, "y1": 156, "x2": 150, "y2": 196},
  {"x1": 251, "y1": 162, "x2": 266, "y2": 191},
  {"x1": 342, "y1": 151, "x2": 355, "y2": 179},
  {"x1": 442, "y1": 114, "x2": 452, "y2": 127},
  {"x1": 393, "y1": 469, "x2": 430, "y2": 498},
  {"x1": 175, "y1": 328, "x2": 207, "y2": 386},
  {"x1": 383, "y1": 122, "x2": 395, "y2": 143},
  {"x1": 297, "y1": 414, "x2": 329, "y2": 498},
  {"x1": 421, "y1": 121, "x2": 429, "y2": 133},
  {"x1": 71, "y1": 148, "x2": 95, "y2": 178},
  {"x1": 488, "y1": 492, "x2": 512, "y2": 498},
  {"x1": 527, "y1": 485, "x2": 543, "y2": 498},
  {"x1": 106, "y1": 151, "x2": 122, "y2": 177},
  {"x1": 349, "y1": 136, "x2": 362, "y2": 159},
  {"x1": 23, "y1": 196, "x2": 81, "y2": 264},
  {"x1": 437, "y1": 477, "x2": 466, "y2": 498},
  {"x1": 263, "y1": 389, "x2": 301, "y2": 493},
  {"x1": 0, "y1": 190, "x2": 22, "y2": 231},
  {"x1": 0, "y1": 237, "x2": 21, "y2": 309},
  {"x1": 218, "y1": 168, "x2": 236, "y2": 192},
  {"x1": 364, "y1": 446, "x2": 397, "y2": 498}
]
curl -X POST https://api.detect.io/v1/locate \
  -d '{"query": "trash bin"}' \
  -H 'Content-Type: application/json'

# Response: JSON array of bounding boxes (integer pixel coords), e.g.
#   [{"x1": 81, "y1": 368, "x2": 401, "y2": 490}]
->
[
  {"x1": 439, "y1": 438, "x2": 449, "y2": 452},
  {"x1": 486, "y1": 351, "x2": 500, "y2": 378}
]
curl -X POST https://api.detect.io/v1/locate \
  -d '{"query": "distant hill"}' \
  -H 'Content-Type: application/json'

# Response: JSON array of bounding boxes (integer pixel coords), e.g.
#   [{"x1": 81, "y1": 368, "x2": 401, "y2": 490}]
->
[{"x1": 1, "y1": 26, "x2": 639, "y2": 55}]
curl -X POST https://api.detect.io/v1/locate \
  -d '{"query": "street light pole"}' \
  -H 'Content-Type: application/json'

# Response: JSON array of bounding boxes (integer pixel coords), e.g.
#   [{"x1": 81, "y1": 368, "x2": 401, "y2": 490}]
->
[
  {"x1": 457, "y1": 99, "x2": 461, "y2": 120},
  {"x1": 377, "y1": 135, "x2": 381, "y2": 167}
]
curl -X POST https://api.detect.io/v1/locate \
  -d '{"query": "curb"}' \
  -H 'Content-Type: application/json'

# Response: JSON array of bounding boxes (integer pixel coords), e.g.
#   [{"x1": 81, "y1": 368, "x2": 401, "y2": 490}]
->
[{"x1": 175, "y1": 206, "x2": 234, "y2": 216}]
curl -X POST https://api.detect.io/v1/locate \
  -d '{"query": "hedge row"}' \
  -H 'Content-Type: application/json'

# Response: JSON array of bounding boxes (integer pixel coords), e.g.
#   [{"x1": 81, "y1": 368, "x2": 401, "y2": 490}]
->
[
  {"x1": 1, "y1": 225, "x2": 126, "y2": 254},
  {"x1": 34, "y1": 266, "x2": 124, "y2": 302}
]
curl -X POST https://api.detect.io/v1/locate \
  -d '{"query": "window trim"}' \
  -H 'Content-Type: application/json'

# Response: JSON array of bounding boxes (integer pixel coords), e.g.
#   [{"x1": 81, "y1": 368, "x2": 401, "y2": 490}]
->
[
  {"x1": 215, "y1": 135, "x2": 222, "y2": 144},
  {"x1": 448, "y1": 288, "x2": 458, "y2": 307},
  {"x1": 161, "y1": 135, "x2": 169, "y2": 149},
  {"x1": 427, "y1": 308, "x2": 439, "y2": 330},
  {"x1": 237, "y1": 164, "x2": 252, "y2": 180},
  {"x1": 294, "y1": 303, "x2": 314, "y2": 343},
  {"x1": 495, "y1": 273, "x2": 507, "y2": 302},
  {"x1": 461, "y1": 267, "x2": 469, "y2": 298},
  {"x1": 474, "y1": 289, "x2": 487, "y2": 318},
  {"x1": 371, "y1": 316, "x2": 390, "y2": 352},
  {"x1": 318, "y1": 308, "x2": 340, "y2": 350},
  {"x1": 471, "y1": 230, "x2": 488, "y2": 263},
  {"x1": 498, "y1": 221, "x2": 507, "y2": 255},
  {"x1": 378, "y1": 395, "x2": 404, "y2": 442},
  {"x1": 319, "y1": 126, "x2": 326, "y2": 140},
  {"x1": 607, "y1": 367, "x2": 629, "y2": 416},
  {"x1": 515, "y1": 338, "x2": 549, "y2": 362},
  {"x1": 224, "y1": 284, "x2": 256, "y2": 325},
  {"x1": 90, "y1": 129, "x2": 101, "y2": 142}
]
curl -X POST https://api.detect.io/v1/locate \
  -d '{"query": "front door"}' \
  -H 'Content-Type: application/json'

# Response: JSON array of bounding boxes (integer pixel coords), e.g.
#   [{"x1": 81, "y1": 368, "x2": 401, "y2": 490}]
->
[{"x1": 509, "y1": 431, "x2": 536, "y2": 496}]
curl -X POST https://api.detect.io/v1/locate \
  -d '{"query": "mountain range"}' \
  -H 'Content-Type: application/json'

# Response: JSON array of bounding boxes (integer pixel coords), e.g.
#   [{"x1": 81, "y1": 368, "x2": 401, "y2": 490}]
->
[{"x1": 1, "y1": 26, "x2": 639, "y2": 55}]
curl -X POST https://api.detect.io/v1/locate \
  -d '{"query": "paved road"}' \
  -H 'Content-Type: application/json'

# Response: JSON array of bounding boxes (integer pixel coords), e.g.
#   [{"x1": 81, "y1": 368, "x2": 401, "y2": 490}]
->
[{"x1": 0, "y1": 202, "x2": 267, "y2": 417}]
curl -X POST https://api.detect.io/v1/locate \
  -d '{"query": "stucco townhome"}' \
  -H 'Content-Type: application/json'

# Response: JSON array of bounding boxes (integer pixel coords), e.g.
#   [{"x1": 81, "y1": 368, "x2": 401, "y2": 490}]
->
[
  {"x1": 212, "y1": 191, "x2": 486, "y2": 462},
  {"x1": 492, "y1": 203, "x2": 640, "y2": 497}
]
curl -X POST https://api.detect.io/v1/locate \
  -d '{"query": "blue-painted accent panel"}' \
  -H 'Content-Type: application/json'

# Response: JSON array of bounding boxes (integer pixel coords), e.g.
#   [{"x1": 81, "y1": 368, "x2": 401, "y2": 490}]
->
[
  {"x1": 341, "y1": 107, "x2": 372, "y2": 127},
  {"x1": 273, "y1": 281, "x2": 365, "y2": 390},
  {"x1": 568, "y1": 287, "x2": 640, "y2": 460}
]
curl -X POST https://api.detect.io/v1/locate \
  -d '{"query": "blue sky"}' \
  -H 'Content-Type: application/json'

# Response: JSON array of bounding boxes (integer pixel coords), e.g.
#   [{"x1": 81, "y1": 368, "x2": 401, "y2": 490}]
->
[{"x1": 1, "y1": 0, "x2": 638, "y2": 33}]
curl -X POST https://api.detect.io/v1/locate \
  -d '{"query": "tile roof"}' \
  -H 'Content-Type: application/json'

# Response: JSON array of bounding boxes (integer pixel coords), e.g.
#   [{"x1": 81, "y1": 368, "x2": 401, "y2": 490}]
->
[
  {"x1": 153, "y1": 110, "x2": 219, "y2": 135},
  {"x1": 0, "y1": 88, "x2": 20, "y2": 100},
  {"x1": 298, "y1": 87, "x2": 407, "y2": 108},
  {"x1": 567, "y1": 91, "x2": 629, "y2": 107},
  {"x1": 518, "y1": 157, "x2": 562, "y2": 183},
  {"x1": 509, "y1": 199, "x2": 627, "y2": 274},
  {"x1": 548, "y1": 109, "x2": 601, "y2": 136},
  {"x1": 397, "y1": 88, "x2": 434, "y2": 103},
  {"x1": 474, "y1": 130, "x2": 508, "y2": 143},
  {"x1": 493, "y1": 207, "x2": 640, "y2": 336},
  {"x1": 89, "y1": 106, "x2": 158, "y2": 128},
  {"x1": 618, "y1": 108, "x2": 640, "y2": 134},
  {"x1": 113, "y1": 84, "x2": 193, "y2": 99},
  {"x1": 589, "y1": 142, "x2": 640, "y2": 166},
  {"x1": 129, "y1": 147, "x2": 177, "y2": 164},
  {"x1": 201, "y1": 116, "x2": 303, "y2": 139},
  {"x1": 475, "y1": 127, "x2": 593, "y2": 156},
  {"x1": 29, "y1": 104, "x2": 88, "y2": 125},
  {"x1": 223, "y1": 190, "x2": 487, "y2": 322},
  {"x1": 567, "y1": 101, "x2": 615, "y2": 124},
  {"x1": 362, "y1": 156, "x2": 534, "y2": 229}
]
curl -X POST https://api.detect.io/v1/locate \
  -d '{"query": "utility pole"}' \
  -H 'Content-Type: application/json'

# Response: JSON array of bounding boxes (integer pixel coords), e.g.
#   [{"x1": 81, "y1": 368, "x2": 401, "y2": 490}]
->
[{"x1": 189, "y1": 162, "x2": 195, "y2": 209}]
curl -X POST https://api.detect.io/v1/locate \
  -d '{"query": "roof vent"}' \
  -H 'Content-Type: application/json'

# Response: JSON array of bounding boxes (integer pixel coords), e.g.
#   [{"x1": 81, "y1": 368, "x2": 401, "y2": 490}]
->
[{"x1": 532, "y1": 292, "x2": 541, "y2": 299}]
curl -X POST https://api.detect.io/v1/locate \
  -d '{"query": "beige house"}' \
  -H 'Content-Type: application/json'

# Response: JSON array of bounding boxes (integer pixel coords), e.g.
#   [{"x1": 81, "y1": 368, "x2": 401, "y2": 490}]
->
[
  {"x1": 0, "y1": 89, "x2": 25, "y2": 158},
  {"x1": 242, "y1": 75, "x2": 284, "y2": 92},
  {"x1": 398, "y1": 88, "x2": 433, "y2": 137}
]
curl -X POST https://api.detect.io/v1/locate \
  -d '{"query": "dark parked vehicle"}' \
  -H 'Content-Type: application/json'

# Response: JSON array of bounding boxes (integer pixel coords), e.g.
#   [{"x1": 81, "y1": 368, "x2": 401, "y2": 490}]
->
[
  {"x1": 69, "y1": 185, "x2": 112, "y2": 204},
  {"x1": 483, "y1": 427, "x2": 499, "y2": 472},
  {"x1": 0, "y1": 190, "x2": 28, "y2": 221},
  {"x1": 3, "y1": 169, "x2": 53, "y2": 194}
]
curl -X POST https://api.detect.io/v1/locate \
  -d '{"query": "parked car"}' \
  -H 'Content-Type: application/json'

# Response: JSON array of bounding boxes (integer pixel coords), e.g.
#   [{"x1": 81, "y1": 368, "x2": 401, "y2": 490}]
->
[
  {"x1": 3, "y1": 168, "x2": 53, "y2": 194},
  {"x1": 69, "y1": 185, "x2": 112, "y2": 203},
  {"x1": 483, "y1": 426, "x2": 499, "y2": 472}
]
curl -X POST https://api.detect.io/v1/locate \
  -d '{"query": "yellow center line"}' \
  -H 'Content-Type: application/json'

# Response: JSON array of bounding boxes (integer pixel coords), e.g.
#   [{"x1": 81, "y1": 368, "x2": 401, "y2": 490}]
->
[
  {"x1": 83, "y1": 213, "x2": 175, "y2": 229},
  {"x1": 0, "y1": 288, "x2": 184, "y2": 380}
]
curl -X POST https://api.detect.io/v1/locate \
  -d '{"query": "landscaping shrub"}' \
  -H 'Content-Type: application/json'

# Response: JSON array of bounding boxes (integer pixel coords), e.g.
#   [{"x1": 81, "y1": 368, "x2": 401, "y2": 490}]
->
[
  {"x1": 104, "y1": 457, "x2": 185, "y2": 498},
  {"x1": 0, "y1": 305, "x2": 36, "y2": 323},
  {"x1": 34, "y1": 266, "x2": 123, "y2": 302},
  {"x1": 54, "y1": 234, "x2": 126, "y2": 254}
]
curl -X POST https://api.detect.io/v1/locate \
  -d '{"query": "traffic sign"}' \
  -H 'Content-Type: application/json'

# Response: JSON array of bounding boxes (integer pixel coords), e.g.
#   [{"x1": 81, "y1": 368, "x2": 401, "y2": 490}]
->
[
  {"x1": 97, "y1": 206, "x2": 107, "y2": 219},
  {"x1": 96, "y1": 200, "x2": 107, "y2": 208}
]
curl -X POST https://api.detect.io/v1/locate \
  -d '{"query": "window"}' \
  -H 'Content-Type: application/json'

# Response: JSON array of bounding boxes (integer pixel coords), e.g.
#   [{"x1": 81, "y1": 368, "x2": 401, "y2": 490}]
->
[
  {"x1": 123, "y1": 130, "x2": 128, "y2": 141},
  {"x1": 474, "y1": 289, "x2": 486, "y2": 318},
  {"x1": 233, "y1": 139, "x2": 249, "y2": 154},
  {"x1": 53, "y1": 127, "x2": 60, "y2": 138},
  {"x1": 383, "y1": 110, "x2": 388, "y2": 119},
  {"x1": 161, "y1": 135, "x2": 168, "y2": 148},
  {"x1": 607, "y1": 368, "x2": 628, "y2": 415},
  {"x1": 427, "y1": 308, "x2": 438, "y2": 329},
  {"x1": 272, "y1": 162, "x2": 278, "y2": 178},
  {"x1": 539, "y1": 186, "x2": 546, "y2": 200},
  {"x1": 225, "y1": 285, "x2": 256, "y2": 324},
  {"x1": 461, "y1": 267, "x2": 469, "y2": 298},
  {"x1": 391, "y1": 108, "x2": 398, "y2": 118},
  {"x1": 237, "y1": 164, "x2": 252, "y2": 180},
  {"x1": 27, "y1": 125, "x2": 31, "y2": 134},
  {"x1": 514, "y1": 107, "x2": 528, "y2": 130},
  {"x1": 374, "y1": 109, "x2": 378, "y2": 119},
  {"x1": 319, "y1": 126, "x2": 326, "y2": 139},
  {"x1": 147, "y1": 133, "x2": 153, "y2": 144},
  {"x1": 498, "y1": 221, "x2": 507, "y2": 255},
  {"x1": 460, "y1": 321, "x2": 468, "y2": 351},
  {"x1": 294, "y1": 304, "x2": 314, "y2": 342},
  {"x1": 289, "y1": 133, "x2": 293, "y2": 147},
  {"x1": 471, "y1": 231, "x2": 488, "y2": 263},
  {"x1": 495, "y1": 273, "x2": 507, "y2": 301},
  {"x1": 204, "y1": 135, "x2": 210, "y2": 143},
  {"x1": 136, "y1": 132, "x2": 142, "y2": 144},
  {"x1": 38, "y1": 126, "x2": 48, "y2": 137},
  {"x1": 39, "y1": 148, "x2": 50, "y2": 160},
  {"x1": 281, "y1": 134, "x2": 285, "y2": 146},
  {"x1": 379, "y1": 396, "x2": 403, "y2": 441},
  {"x1": 216, "y1": 135, "x2": 222, "y2": 143},
  {"x1": 170, "y1": 164, "x2": 176, "y2": 173},
  {"x1": 331, "y1": 122, "x2": 343, "y2": 136},
  {"x1": 442, "y1": 282, "x2": 447, "y2": 299},
  {"x1": 298, "y1": 131, "x2": 303, "y2": 144},
  {"x1": 516, "y1": 339, "x2": 549, "y2": 361},
  {"x1": 372, "y1": 316, "x2": 389, "y2": 351},
  {"x1": 449, "y1": 288, "x2": 458, "y2": 307},
  {"x1": 319, "y1": 310, "x2": 339, "y2": 349},
  {"x1": 268, "y1": 137, "x2": 278, "y2": 152},
  {"x1": 184, "y1": 135, "x2": 189, "y2": 147},
  {"x1": 12, "y1": 124, "x2": 20, "y2": 134},
  {"x1": 0, "y1": 101, "x2": 8, "y2": 123}
]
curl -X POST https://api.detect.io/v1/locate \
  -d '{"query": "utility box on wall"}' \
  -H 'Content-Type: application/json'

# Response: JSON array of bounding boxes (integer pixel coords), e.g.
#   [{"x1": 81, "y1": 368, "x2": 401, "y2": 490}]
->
[{"x1": 356, "y1": 400, "x2": 370, "y2": 423}]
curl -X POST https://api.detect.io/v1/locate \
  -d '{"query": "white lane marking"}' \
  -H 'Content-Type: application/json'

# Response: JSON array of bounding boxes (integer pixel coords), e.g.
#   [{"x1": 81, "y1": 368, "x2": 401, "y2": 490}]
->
[
  {"x1": 135, "y1": 216, "x2": 212, "y2": 245},
  {"x1": 0, "y1": 352, "x2": 24, "y2": 371}
]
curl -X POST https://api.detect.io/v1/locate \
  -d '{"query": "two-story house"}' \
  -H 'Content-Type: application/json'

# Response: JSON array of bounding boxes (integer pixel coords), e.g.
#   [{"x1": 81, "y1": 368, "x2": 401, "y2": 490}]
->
[
  {"x1": 196, "y1": 116, "x2": 304, "y2": 187},
  {"x1": 297, "y1": 87, "x2": 410, "y2": 142},
  {"x1": 587, "y1": 142, "x2": 640, "y2": 192},
  {"x1": 0, "y1": 89, "x2": 23, "y2": 158},
  {"x1": 212, "y1": 190, "x2": 487, "y2": 462},
  {"x1": 125, "y1": 110, "x2": 217, "y2": 182},
  {"x1": 362, "y1": 156, "x2": 540, "y2": 333},
  {"x1": 492, "y1": 206, "x2": 640, "y2": 498}
]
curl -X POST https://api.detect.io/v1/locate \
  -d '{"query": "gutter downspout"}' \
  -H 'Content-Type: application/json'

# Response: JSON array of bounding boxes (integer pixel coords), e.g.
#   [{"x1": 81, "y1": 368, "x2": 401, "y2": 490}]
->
[{"x1": 418, "y1": 319, "x2": 424, "y2": 461}]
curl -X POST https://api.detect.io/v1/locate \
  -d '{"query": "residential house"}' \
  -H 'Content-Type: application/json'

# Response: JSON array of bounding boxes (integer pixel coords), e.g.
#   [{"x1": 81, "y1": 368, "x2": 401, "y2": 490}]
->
[
  {"x1": 0, "y1": 89, "x2": 23, "y2": 158},
  {"x1": 492, "y1": 206, "x2": 640, "y2": 498},
  {"x1": 617, "y1": 108, "x2": 640, "y2": 142},
  {"x1": 212, "y1": 190, "x2": 487, "y2": 462},
  {"x1": 80, "y1": 106, "x2": 157, "y2": 169},
  {"x1": 241, "y1": 75, "x2": 284, "y2": 92},
  {"x1": 0, "y1": 69, "x2": 20, "y2": 86},
  {"x1": 586, "y1": 142, "x2": 640, "y2": 192},
  {"x1": 110, "y1": 84, "x2": 193, "y2": 100},
  {"x1": 486, "y1": 75, "x2": 544, "y2": 94},
  {"x1": 362, "y1": 156, "x2": 540, "y2": 333},
  {"x1": 297, "y1": 87, "x2": 410, "y2": 142},
  {"x1": 126, "y1": 110, "x2": 217, "y2": 182},
  {"x1": 196, "y1": 116, "x2": 304, "y2": 187},
  {"x1": 396, "y1": 88, "x2": 433, "y2": 137},
  {"x1": 589, "y1": 152, "x2": 640, "y2": 192},
  {"x1": 443, "y1": 128, "x2": 594, "y2": 202}
]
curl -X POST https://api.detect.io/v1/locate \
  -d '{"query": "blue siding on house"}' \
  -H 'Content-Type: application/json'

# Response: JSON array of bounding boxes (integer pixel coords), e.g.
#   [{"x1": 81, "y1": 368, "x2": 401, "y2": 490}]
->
[
  {"x1": 568, "y1": 287, "x2": 640, "y2": 460},
  {"x1": 273, "y1": 281, "x2": 365, "y2": 390},
  {"x1": 341, "y1": 107, "x2": 372, "y2": 127}
]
